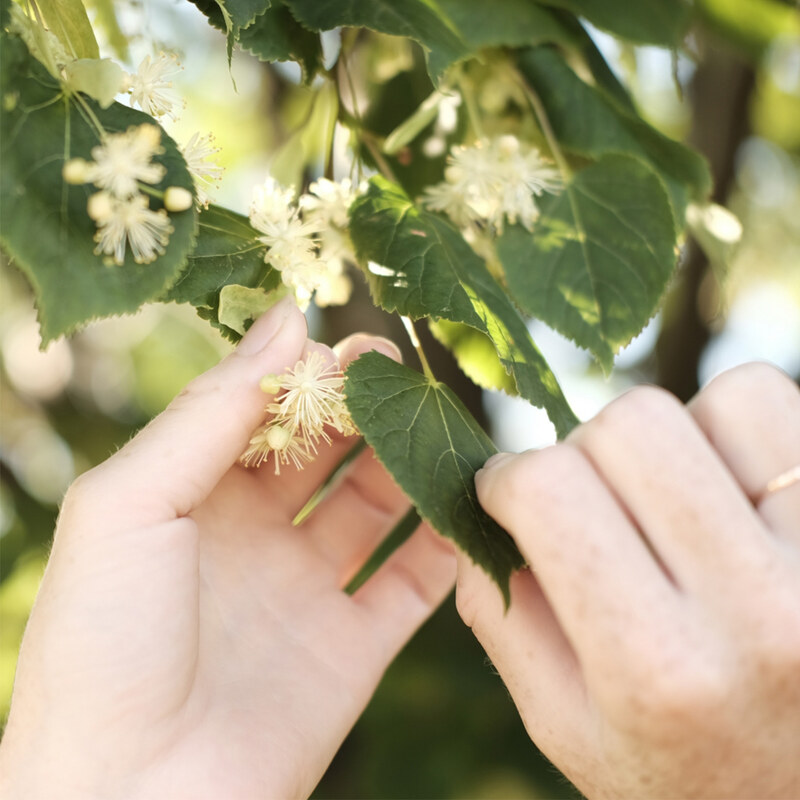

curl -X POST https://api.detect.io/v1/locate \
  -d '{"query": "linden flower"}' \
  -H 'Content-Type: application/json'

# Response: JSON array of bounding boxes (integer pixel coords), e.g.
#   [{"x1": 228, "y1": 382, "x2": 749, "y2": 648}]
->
[
  {"x1": 299, "y1": 177, "x2": 361, "y2": 230},
  {"x1": 85, "y1": 124, "x2": 166, "y2": 199},
  {"x1": 267, "y1": 351, "x2": 354, "y2": 441},
  {"x1": 89, "y1": 191, "x2": 173, "y2": 265},
  {"x1": 241, "y1": 351, "x2": 356, "y2": 474},
  {"x1": 241, "y1": 423, "x2": 315, "y2": 474},
  {"x1": 127, "y1": 53, "x2": 183, "y2": 120},
  {"x1": 423, "y1": 135, "x2": 562, "y2": 233},
  {"x1": 181, "y1": 132, "x2": 224, "y2": 208},
  {"x1": 423, "y1": 180, "x2": 482, "y2": 229}
]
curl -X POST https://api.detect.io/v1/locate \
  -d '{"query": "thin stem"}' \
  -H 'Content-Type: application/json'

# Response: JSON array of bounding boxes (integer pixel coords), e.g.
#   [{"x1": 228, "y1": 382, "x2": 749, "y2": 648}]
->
[
  {"x1": 292, "y1": 438, "x2": 368, "y2": 526},
  {"x1": 457, "y1": 70, "x2": 485, "y2": 140},
  {"x1": 515, "y1": 69, "x2": 572, "y2": 182},
  {"x1": 71, "y1": 91, "x2": 106, "y2": 142},
  {"x1": 338, "y1": 41, "x2": 366, "y2": 183},
  {"x1": 345, "y1": 507, "x2": 422, "y2": 594},
  {"x1": 401, "y1": 316, "x2": 436, "y2": 382},
  {"x1": 362, "y1": 133, "x2": 399, "y2": 183}
]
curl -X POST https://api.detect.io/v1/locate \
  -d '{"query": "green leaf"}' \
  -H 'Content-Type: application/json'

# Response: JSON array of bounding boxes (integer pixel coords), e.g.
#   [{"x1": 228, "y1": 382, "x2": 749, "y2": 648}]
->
[
  {"x1": 162, "y1": 204, "x2": 282, "y2": 341},
  {"x1": 36, "y1": 0, "x2": 99, "y2": 59},
  {"x1": 282, "y1": 0, "x2": 470, "y2": 82},
  {"x1": 0, "y1": 37, "x2": 197, "y2": 344},
  {"x1": 429, "y1": 319, "x2": 518, "y2": 395},
  {"x1": 434, "y1": 0, "x2": 578, "y2": 52},
  {"x1": 349, "y1": 177, "x2": 579, "y2": 438},
  {"x1": 238, "y1": 0, "x2": 322, "y2": 82},
  {"x1": 188, "y1": 0, "x2": 271, "y2": 63},
  {"x1": 345, "y1": 351, "x2": 524, "y2": 603},
  {"x1": 219, "y1": 0, "x2": 268, "y2": 30},
  {"x1": 538, "y1": 0, "x2": 691, "y2": 46},
  {"x1": 497, "y1": 155, "x2": 677, "y2": 372},
  {"x1": 517, "y1": 46, "x2": 712, "y2": 211}
]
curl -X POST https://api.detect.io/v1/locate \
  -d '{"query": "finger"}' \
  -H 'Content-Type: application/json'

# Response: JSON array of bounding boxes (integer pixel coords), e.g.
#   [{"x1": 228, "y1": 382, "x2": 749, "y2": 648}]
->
[
  {"x1": 303, "y1": 447, "x2": 410, "y2": 584},
  {"x1": 301, "y1": 334, "x2": 408, "y2": 577},
  {"x1": 567, "y1": 385, "x2": 770, "y2": 596},
  {"x1": 475, "y1": 444, "x2": 677, "y2": 674},
  {"x1": 255, "y1": 334, "x2": 403, "y2": 519},
  {"x1": 688, "y1": 363, "x2": 800, "y2": 539},
  {"x1": 455, "y1": 553, "x2": 596, "y2": 788},
  {"x1": 353, "y1": 522, "x2": 456, "y2": 662},
  {"x1": 75, "y1": 299, "x2": 308, "y2": 525}
]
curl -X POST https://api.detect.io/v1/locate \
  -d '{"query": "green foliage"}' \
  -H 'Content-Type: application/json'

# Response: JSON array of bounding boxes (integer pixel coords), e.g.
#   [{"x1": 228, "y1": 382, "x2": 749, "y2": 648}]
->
[
  {"x1": 218, "y1": 0, "x2": 270, "y2": 61},
  {"x1": 429, "y1": 320, "x2": 518, "y2": 395},
  {"x1": 283, "y1": 0, "x2": 469, "y2": 82},
  {"x1": 433, "y1": 0, "x2": 577, "y2": 53},
  {"x1": 497, "y1": 155, "x2": 677, "y2": 372},
  {"x1": 0, "y1": 0, "x2": 736, "y2": 598},
  {"x1": 539, "y1": 0, "x2": 691, "y2": 46},
  {"x1": 162, "y1": 205, "x2": 282, "y2": 341},
  {"x1": 238, "y1": 0, "x2": 322, "y2": 81},
  {"x1": 517, "y1": 46, "x2": 712, "y2": 214},
  {"x1": 36, "y1": 0, "x2": 99, "y2": 59},
  {"x1": 0, "y1": 36, "x2": 197, "y2": 345},
  {"x1": 345, "y1": 352, "x2": 524, "y2": 603},
  {"x1": 349, "y1": 177, "x2": 579, "y2": 438}
]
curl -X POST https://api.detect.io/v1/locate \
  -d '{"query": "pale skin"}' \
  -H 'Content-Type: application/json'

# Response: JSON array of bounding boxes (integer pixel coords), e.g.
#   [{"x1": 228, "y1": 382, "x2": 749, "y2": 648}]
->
[
  {"x1": 0, "y1": 299, "x2": 456, "y2": 800},
  {"x1": 1, "y1": 299, "x2": 798, "y2": 799},
  {"x1": 458, "y1": 362, "x2": 800, "y2": 799}
]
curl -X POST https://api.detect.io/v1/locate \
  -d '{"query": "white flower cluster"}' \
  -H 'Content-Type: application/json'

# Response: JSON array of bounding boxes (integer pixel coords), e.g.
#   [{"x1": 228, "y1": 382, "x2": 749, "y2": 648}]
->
[
  {"x1": 241, "y1": 351, "x2": 356, "y2": 474},
  {"x1": 423, "y1": 135, "x2": 562, "y2": 233},
  {"x1": 124, "y1": 53, "x2": 184, "y2": 121},
  {"x1": 249, "y1": 177, "x2": 364, "y2": 310},
  {"x1": 63, "y1": 124, "x2": 175, "y2": 265}
]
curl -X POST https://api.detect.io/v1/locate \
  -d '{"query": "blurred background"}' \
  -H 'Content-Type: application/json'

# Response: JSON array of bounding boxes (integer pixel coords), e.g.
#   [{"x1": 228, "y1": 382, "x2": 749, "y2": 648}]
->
[{"x1": 1, "y1": 0, "x2": 799, "y2": 796}]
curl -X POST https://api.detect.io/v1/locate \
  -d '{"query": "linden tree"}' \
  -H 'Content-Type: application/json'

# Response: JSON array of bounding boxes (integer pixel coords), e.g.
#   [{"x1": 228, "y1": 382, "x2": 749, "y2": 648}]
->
[{"x1": 0, "y1": 0, "x2": 714, "y2": 600}]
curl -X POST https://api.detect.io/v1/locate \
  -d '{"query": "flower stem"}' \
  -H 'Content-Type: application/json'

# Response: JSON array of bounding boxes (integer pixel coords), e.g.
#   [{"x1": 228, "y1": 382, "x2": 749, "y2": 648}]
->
[
  {"x1": 457, "y1": 70, "x2": 485, "y2": 140},
  {"x1": 345, "y1": 506, "x2": 422, "y2": 594},
  {"x1": 401, "y1": 316, "x2": 436, "y2": 382},
  {"x1": 515, "y1": 70, "x2": 572, "y2": 182}
]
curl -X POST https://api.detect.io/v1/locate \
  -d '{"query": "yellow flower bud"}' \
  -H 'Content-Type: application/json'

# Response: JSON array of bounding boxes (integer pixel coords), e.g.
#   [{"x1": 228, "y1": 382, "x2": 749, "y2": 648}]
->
[{"x1": 163, "y1": 186, "x2": 193, "y2": 212}]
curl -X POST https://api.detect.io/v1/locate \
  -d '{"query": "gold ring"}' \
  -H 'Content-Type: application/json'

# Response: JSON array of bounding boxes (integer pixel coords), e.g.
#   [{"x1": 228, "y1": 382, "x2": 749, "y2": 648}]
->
[{"x1": 759, "y1": 464, "x2": 800, "y2": 503}]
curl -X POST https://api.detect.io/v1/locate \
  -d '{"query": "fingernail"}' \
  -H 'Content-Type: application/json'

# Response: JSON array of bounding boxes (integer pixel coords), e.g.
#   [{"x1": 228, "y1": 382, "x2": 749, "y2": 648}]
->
[
  {"x1": 478, "y1": 451, "x2": 515, "y2": 475},
  {"x1": 238, "y1": 297, "x2": 297, "y2": 356},
  {"x1": 334, "y1": 333, "x2": 402, "y2": 364}
]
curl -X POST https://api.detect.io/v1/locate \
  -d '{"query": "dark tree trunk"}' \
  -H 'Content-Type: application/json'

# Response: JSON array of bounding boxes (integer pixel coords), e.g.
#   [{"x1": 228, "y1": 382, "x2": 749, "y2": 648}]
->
[{"x1": 655, "y1": 43, "x2": 755, "y2": 401}]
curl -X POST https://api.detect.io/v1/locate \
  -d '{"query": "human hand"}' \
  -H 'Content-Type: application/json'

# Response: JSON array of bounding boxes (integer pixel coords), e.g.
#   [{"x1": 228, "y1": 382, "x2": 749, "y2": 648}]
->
[
  {"x1": 0, "y1": 299, "x2": 455, "y2": 800},
  {"x1": 457, "y1": 363, "x2": 800, "y2": 799}
]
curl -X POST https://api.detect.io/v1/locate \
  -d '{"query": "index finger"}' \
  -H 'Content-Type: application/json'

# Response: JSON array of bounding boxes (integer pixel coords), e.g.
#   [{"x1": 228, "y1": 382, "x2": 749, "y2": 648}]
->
[{"x1": 71, "y1": 299, "x2": 307, "y2": 526}]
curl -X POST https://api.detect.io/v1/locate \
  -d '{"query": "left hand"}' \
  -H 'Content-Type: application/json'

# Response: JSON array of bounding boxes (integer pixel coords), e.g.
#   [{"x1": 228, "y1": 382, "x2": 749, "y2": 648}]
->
[{"x1": 0, "y1": 300, "x2": 455, "y2": 800}]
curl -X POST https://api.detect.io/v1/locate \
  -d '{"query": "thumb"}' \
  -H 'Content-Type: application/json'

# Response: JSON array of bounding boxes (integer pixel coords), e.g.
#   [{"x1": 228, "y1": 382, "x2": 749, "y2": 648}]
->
[{"x1": 73, "y1": 298, "x2": 307, "y2": 525}]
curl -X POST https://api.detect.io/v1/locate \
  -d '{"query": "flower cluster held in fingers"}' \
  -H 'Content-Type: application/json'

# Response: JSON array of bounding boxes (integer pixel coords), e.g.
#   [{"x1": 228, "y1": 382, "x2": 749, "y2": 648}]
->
[
  {"x1": 241, "y1": 351, "x2": 356, "y2": 474},
  {"x1": 249, "y1": 177, "x2": 365, "y2": 310}
]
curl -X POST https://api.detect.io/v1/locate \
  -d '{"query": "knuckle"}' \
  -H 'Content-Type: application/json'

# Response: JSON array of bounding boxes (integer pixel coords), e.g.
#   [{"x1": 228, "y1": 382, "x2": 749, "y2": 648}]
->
[
  {"x1": 577, "y1": 385, "x2": 683, "y2": 447},
  {"x1": 695, "y1": 362, "x2": 799, "y2": 426},
  {"x1": 499, "y1": 445, "x2": 587, "y2": 511},
  {"x1": 58, "y1": 466, "x2": 106, "y2": 520}
]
